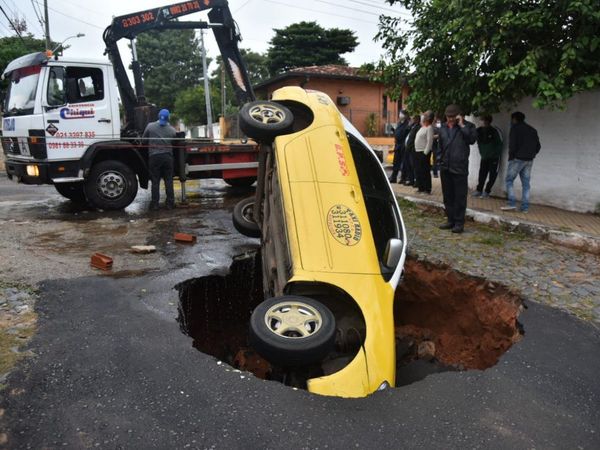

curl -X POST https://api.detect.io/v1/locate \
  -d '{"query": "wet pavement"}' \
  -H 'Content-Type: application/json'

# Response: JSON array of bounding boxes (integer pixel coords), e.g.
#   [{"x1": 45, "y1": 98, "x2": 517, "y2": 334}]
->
[{"x1": 0, "y1": 174, "x2": 599, "y2": 448}]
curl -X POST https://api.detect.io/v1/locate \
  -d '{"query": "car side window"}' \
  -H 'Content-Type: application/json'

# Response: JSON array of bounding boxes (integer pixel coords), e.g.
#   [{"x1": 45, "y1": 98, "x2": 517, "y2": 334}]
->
[
  {"x1": 47, "y1": 67, "x2": 65, "y2": 106},
  {"x1": 347, "y1": 134, "x2": 401, "y2": 274},
  {"x1": 65, "y1": 66, "x2": 104, "y2": 103}
]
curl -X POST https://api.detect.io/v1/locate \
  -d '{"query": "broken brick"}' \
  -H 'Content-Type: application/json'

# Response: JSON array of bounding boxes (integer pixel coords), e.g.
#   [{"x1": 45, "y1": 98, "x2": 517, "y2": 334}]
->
[
  {"x1": 174, "y1": 233, "x2": 197, "y2": 244},
  {"x1": 91, "y1": 252, "x2": 113, "y2": 271}
]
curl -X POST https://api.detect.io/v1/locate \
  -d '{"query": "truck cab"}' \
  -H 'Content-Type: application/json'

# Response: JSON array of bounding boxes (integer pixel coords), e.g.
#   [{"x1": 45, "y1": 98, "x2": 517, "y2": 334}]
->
[{"x1": 2, "y1": 52, "x2": 121, "y2": 186}]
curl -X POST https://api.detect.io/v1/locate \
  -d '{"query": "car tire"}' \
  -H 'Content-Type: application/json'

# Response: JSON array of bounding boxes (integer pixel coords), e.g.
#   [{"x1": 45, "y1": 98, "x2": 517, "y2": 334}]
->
[
  {"x1": 249, "y1": 296, "x2": 336, "y2": 367},
  {"x1": 84, "y1": 160, "x2": 138, "y2": 210},
  {"x1": 239, "y1": 101, "x2": 294, "y2": 141},
  {"x1": 224, "y1": 176, "x2": 256, "y2": 188},
  {"x1": 54, "y1": 182, "x2": 87, "y2": 204},
  {"x1": 232, "y1": 196, "x2": 261, "y2": 238}
]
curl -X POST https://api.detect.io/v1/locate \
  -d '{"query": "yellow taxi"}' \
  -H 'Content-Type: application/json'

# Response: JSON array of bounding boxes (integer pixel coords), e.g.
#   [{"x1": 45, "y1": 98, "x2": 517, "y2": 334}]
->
[{"x1": 232, "y1": 86, "x2": 406, "y2": 398}]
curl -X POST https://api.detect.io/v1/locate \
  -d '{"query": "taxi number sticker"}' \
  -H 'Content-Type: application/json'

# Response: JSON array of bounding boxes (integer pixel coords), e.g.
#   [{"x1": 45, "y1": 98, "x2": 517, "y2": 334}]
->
[{"x1": 327, "y1": 204, "x2": 362, "y2": 246}]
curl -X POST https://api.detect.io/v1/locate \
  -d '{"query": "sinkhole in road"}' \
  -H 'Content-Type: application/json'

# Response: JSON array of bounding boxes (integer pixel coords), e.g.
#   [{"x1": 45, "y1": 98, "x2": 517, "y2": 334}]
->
[{"x1": 177, "y1": 252, "x2": 523, "y2": 390}]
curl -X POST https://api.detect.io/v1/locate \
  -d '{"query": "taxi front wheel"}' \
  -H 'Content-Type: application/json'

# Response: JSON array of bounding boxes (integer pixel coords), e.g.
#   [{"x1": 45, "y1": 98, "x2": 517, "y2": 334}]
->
[
  {"x1": 239, "y1": 101, "x2": 294, "y2": 141},
  {"x1": 249, "y1": 296, "x2": 336, "y2": 367}
]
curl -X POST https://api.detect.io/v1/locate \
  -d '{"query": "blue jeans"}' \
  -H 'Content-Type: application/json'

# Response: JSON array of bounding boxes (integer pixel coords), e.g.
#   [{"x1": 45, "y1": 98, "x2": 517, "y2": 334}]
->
[{"x1": 505, "y1": 159, "x2": 533, "y2": 210}]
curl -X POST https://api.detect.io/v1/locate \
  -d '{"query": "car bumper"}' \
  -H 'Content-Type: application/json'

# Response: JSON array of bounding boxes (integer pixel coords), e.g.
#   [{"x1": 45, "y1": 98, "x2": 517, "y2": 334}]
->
[
  {"x1": 295, "y1": 272, "x2": 397, "y2": 398},
  {"x1": 5, "y1": 159, "x2": 82, "y2": 184}
]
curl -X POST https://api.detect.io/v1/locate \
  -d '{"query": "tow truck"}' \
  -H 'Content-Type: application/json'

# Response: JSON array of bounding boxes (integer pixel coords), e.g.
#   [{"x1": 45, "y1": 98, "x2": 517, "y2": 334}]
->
[{"x1": 0, "y1": 0, "x2": 257, "y2": 210}]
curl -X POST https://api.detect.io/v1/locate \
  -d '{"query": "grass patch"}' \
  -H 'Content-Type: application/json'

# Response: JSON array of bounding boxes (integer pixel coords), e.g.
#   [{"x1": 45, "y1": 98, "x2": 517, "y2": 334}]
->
[
  {"x1": 472, "y1": 234, "x2": 505, "y2": 247},
  {"x1": 0, "y1": 311, "x2": 36, "y2": 376},
  {"x1": 0, "y1": 281, "x2": 38, "y2": 381}
]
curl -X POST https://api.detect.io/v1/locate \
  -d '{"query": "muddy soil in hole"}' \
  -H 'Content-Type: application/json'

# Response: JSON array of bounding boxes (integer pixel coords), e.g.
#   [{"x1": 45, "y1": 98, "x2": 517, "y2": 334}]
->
[
  {"x1": 177, "y1": 252, "x2": 523, "y2": 387},
  {"x1": 395, "y1": 258, "x2": 523, "y2": 371}
]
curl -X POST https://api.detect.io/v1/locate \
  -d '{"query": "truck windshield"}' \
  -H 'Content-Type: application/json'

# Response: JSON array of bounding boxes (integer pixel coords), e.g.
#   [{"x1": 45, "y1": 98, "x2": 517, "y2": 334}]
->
[{"x1": 4, "y1": 65, "x2": 41, "y2": 116}]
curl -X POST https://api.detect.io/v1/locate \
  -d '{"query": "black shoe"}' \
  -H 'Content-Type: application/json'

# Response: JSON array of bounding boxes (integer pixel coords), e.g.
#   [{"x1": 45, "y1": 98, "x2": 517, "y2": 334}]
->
[
  {"x1": 166, "y1": 202, "x2": 176, "y2": 210},
  {"x1": 439, "y1": 222, "x2": 454, "y2": 230},
  {"x1": 451, "y1": 225, "x2": 464, "y2": 234},
  {"x1": 388, "y1": 177, "x2": 396, "y2": 183},
  {"x1": 150, "y1": 203, "x2": 159, "y2": 211}
]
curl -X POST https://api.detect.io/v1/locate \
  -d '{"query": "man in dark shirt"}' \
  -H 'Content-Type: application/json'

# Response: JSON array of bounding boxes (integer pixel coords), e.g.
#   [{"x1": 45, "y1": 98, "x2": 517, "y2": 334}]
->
[
  {"x1": 143, "y1": 109, "x2": 177, "y2": 210},
  {"x1": 437, "y1": 104, "x2": 477, "y2": 233},
  {"x1": 501, "y1": 111, "x2": 541, "y2": 213},
  {"x1": 389, "y1": 110, "x2": 410, "y2": 183},
  {"x1": 473, "y1": 115, "x2": 503, "y2": 197},
  {"x1": 401, "y1": 114, "x2": 421, "y2": 186}
]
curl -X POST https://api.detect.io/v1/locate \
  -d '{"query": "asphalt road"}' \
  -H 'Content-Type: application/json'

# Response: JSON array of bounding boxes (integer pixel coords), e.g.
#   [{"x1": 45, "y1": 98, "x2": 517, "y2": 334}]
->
[{"x1": 0, "y1": 177, "x2": 599, "y2": 449}]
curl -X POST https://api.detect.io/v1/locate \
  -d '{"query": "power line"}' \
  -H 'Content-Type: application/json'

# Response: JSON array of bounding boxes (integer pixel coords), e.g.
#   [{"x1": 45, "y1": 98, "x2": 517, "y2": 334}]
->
[
  {"x1": 262, "y1": 0, "x2": 379, "y2": 25},
  {"x1": 30, "y1": 0, "x2": 46, "y2": 32},
  {"x1": 234, "y1": 0, "x2": 254, "y2": 14},
  {"x1": 0, "y1": 19, "x2": 12, "y2": 35},
  {"x1": 0, "y1": 0, "x2": 15, "y2": 17},
  {"x1": 0, "y1": 5, "x2": 25, "y2": 42},
  {"x1": 347, "y1": 0, "x2": 412, "y2": 16},
  {"x1": 50, "y1": 0, "x2": 107, "y2": 18},
  {"x1": 315, "y1": 0, "x2": 404, "y2": 18},
  {"x1": 32, "y1": 0, "x2": 104, "y2": 30}
]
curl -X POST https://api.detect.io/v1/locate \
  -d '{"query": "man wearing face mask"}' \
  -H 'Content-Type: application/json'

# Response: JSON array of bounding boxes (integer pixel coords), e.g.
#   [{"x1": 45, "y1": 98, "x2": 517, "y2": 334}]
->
[
  {"x1": 437, "y1": 104, "x2": 477, "y2": 233},
  {"x1": 389, "y1": 110, "x2": 411, "y2": 183}
]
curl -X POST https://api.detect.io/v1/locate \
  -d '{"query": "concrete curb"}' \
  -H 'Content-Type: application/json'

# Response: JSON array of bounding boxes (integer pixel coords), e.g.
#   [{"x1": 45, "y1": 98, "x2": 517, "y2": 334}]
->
[{"x1": 400, "y1": 195, "x2": 600, "y2": 256}]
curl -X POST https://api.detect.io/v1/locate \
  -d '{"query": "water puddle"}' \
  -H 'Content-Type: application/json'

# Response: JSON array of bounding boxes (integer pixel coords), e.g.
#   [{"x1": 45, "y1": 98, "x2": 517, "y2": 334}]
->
[{"x1": 177, "y1": 253, "x2": 523, "y2": 390}]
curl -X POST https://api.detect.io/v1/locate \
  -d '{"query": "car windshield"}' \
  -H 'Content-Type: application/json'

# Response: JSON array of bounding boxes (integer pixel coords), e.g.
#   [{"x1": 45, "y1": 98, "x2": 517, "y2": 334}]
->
[
  {"x1": 347, "y1": 133, "x2": 401, "y2": 278},
  {"x1": 4, "y1": 65, "x2": 41, "y2": 116}
]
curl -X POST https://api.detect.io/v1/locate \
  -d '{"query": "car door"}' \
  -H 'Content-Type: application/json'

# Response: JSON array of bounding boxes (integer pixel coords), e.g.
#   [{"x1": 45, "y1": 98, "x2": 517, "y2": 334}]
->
[{"x1": 43, "y1": 64, "x2": 112, "y2": 162}]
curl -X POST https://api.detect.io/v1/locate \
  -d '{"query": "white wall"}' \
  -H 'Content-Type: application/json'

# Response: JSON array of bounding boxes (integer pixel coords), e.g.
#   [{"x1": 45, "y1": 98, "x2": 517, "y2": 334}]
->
[{"x1": 468, "y1": 90, "x2": 600, "y2": 213}]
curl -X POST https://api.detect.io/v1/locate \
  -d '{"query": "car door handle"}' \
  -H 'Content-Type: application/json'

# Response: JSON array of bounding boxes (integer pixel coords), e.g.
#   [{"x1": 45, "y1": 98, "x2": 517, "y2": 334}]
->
[{"x1": 98, "y1": 118, "x2": 111, "y2": 123}]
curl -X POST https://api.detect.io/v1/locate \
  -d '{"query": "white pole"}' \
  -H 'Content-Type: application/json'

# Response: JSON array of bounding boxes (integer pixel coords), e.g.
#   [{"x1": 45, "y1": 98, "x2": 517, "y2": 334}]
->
[{"x1": 200, "y1": 30, "x2": 213, "y2": 139}]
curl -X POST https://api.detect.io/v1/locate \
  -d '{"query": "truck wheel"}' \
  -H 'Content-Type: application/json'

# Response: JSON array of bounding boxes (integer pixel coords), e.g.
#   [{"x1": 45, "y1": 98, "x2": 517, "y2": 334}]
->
[
  {"x1": 224, "y1": 177, "x2": 256, "y2": 188},
  {"x1": 232, "y1": 196, "x2": 260, "y2": 238},
  {"x1": 84, "y1": 160, "x2": 138, "y2": 210},
  {"x1": 249, "y1": 296, "x2": 336, "y2": 367},
  {"x1": 239, "y1": 101, "x2": 294, "y2": 141},
  {"x1": 54, "y1": 182, "x2": 87, "y2": 204}
]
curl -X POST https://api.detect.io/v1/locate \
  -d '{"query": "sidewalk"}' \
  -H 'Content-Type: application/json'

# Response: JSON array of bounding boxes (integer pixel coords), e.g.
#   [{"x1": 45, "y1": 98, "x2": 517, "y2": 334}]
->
[{"x1": 391, "y1": 176, "x2": 600, "y2": 253}]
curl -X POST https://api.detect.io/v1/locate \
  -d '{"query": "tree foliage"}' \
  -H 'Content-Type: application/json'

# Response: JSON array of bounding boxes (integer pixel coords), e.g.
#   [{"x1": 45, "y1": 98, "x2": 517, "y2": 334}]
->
[
  {"x1": 373, "y1": 0, "x2": 600, "y2": 114},
  {"x1": 135, "y1": 29, "x2": 204, "y2": 112},
  {"x1": 174, "y1": 83, "x2": 222, "y2": 126},
  {"x1": 0, "y1": 35, "x2": 49, "y2": 95},
  {"x1": 267, "y1": 22, "x2": 358, "y2": 74}
]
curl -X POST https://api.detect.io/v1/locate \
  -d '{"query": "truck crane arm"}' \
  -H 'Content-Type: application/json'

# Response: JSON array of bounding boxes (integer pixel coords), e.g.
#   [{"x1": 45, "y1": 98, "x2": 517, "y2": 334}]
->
[{"x1": 102, "y1": 0, "x2": 255, "y2": 132}]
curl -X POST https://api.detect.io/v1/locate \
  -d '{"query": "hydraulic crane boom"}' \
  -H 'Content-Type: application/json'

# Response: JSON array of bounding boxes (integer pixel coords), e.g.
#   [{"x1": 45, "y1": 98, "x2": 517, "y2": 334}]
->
[{"x1": 102, "y1": 0, "x2": 255, "y2": 132}]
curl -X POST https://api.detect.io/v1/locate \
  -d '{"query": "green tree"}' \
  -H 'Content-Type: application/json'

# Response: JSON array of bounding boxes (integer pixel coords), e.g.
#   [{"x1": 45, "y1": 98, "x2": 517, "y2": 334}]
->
[
  {"x1": 174, "y1": 83, "x2": 222, "y2": 126},
  {"x1": 0, "y1": 35, "x2": 49, "y2": 95},
  {"x1": 267, "y1": 22, "x2": 358, "y2": 74},
  {"x1": 373, "y1": 0, "x2": 600, "y2": 113},
  {"x1": 135, "y1": 29, "x2": 204, "y2": 112}
]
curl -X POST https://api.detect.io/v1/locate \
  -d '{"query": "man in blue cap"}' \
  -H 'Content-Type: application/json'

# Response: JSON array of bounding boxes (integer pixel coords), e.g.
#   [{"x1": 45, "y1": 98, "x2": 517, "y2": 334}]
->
[{"x1": 142, "y1": 108, "x2": 177, "y2": 210}]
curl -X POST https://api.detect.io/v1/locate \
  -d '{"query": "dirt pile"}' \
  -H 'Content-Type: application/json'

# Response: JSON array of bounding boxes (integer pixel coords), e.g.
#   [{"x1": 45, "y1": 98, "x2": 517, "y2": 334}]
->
[{"x1": 394, "y1": 257, "x2": 523, "y2": 370}]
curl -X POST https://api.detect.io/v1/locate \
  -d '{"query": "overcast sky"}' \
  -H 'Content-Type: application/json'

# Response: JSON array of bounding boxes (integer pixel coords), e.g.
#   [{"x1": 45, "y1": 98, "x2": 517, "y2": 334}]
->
[{"x1": 0, "y1": 0, "x2": 411, "y2": 73}]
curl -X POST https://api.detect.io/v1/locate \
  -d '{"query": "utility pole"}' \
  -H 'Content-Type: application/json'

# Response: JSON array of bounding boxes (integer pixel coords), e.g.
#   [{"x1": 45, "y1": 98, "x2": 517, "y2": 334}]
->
[
  {"x1": 220, "y1": 61, "x2": 226, "y2": 119},
  {"x1": 44, "y1": 0, "x2": 51, "y2": 49},
  {"x1": 200, "y1": 29, "x2": 213, "y2": 139}
]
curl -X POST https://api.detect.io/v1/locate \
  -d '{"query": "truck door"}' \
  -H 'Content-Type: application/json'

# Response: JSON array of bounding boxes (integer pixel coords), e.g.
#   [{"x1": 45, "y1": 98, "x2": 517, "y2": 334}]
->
[{"x1": 43, "y1": 65, "x2": 112, "y2": 162}]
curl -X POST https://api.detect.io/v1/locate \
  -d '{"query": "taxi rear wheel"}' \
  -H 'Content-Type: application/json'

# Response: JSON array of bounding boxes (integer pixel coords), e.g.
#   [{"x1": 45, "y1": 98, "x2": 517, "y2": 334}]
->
[
  {"x1": 239, "y1": 101, "x2": 294, "y2": 141},
  {"x1": 232, "y1": 196, "x2": 261, "y2": 238},
  {"x1": 249, "y1": 296, "x2": 336, "y2": 367}
]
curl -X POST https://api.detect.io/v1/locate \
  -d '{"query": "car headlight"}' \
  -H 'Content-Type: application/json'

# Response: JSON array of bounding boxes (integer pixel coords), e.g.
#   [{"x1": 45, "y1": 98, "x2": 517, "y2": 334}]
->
[{"x1": 26, "y1": 165, "x2": 39, "y2": 177}]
